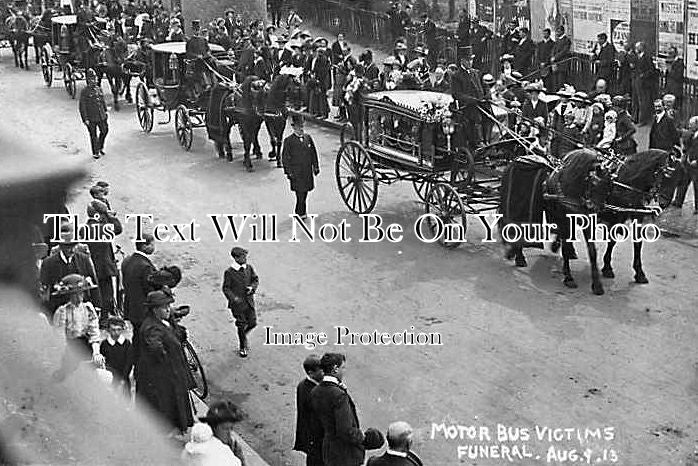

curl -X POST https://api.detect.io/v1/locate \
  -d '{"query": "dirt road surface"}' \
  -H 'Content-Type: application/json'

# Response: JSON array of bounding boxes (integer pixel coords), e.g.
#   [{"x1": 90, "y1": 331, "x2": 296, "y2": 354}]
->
[{"x1": 3, "y1": 59, "x2": 698, "y2": 465}]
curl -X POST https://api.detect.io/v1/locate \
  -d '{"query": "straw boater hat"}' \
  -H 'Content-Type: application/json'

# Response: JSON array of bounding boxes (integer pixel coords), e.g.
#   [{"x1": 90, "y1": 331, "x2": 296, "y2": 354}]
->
[
  {"x1": 51, "y1": 274, "x2": 97, "y2": 296},
  {"x1": 524, "y1": 82, "x2": 545, "y2": 92},
  {"x1": 383, "y1": 56, "x2": 399, "y2": 66},
  {"x1": 500, "y1": 53, "x2": 514, "y2": 63},
  {"x1": 482, "y1": 73, "x2": 495, "y2": 85},
  {"x1": 572, "y1": 91, "x2": 590, "y2": 104},
  {"x1": 313, "y1": 37, "x2": 328, "y2": 47},
  {"x1": 395, "y1": 42, "x2": 407, "y2": 51},
  {"x1": 414, "y1": 45, "x2": 428, "y2": 56}
]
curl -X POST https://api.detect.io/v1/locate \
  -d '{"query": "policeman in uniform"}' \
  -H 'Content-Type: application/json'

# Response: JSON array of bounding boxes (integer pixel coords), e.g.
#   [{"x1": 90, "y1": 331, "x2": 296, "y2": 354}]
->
[{"x1": 281, "y1": 115, "x2": 320, "y2": 219}]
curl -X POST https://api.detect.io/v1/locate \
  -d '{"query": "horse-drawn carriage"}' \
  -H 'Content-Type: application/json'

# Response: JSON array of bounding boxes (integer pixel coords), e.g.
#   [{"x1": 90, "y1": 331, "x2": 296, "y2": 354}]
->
[
  {"x1": 38, "y1": 15, "x2": 93, "y2": 97},
  {"x1": 133, "y1": 41, "x2": 232, "y2": 151},
  {"x1": 335, "y1": 89, "x2": 537, "y2": 247}
]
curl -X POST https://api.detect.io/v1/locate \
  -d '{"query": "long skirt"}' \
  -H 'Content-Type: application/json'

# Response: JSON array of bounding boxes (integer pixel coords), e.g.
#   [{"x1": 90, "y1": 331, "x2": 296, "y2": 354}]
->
[{"x1": 333, "y1": 74, "x2": 347, "y2": 107}]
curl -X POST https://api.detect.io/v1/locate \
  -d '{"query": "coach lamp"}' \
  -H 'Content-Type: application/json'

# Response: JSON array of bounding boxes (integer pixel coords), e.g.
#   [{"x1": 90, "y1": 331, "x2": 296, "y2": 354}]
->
[
  {"x1": 168, "y1": 53, "x2": 178, "y2": 82},
  {"x1": 441, "y1": 115, "x2": 455, "y2": 153},
  {"x1": 59, "y1": 24, "x2": 69, "y2": 53}
]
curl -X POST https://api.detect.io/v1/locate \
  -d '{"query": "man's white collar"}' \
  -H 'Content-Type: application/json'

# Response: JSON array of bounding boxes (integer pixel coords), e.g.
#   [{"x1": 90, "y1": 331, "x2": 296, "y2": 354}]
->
[
  {"x1": 231, "y1": 261, "x2": 246, "y2": 271},
  {"x1": 106, "y1": 334, "x2": 126, "y2": 345},
  {"x1": 387, "y1": 449, "x2": 408, "y2": 457}
]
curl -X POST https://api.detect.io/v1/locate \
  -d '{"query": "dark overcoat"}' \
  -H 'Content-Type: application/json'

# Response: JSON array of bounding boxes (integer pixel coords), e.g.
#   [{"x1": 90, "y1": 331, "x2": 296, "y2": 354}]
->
[
  {"x1": 85, "y1": 217, "x2": 122, "y2": 281},
  {"x1": 136, "y1": 314, "x2": 194, "y2": 431},
  {"x1": 311, "y1": 380, "x2": 365, "y2": 466},
  {"x1": 40, "y1": 250, "x2": 101, "y2": 313},
  {"x1": 649, "y1": 115, "x2": 680, "y2": 151},
  {"x1": 282, "y1": 133, "x2": 319, "y2": 193},
  {"x1": 79, "y1": 85, "x2": 108, "y2": 123},
  {"x1": 222, "y1": 264, "x2": 259, "y2": 313},
  {"x1": 121, "y1": 252, "x2": 156, "y2": 326},
  {"x1": 293, "y1": 378, "x2": 323, "y2": 457}
]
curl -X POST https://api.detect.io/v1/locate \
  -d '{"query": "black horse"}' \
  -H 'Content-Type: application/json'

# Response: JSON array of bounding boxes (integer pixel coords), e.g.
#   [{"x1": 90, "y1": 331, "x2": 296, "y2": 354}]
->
[
  {"x1": 95, "y1": 34, "x2": 132, "y2": 111},
  {"x1": 501, "y1": 148, "x2": 676, "y2": 295},
  {"x1": 263, "y1": 73, "x2": 297, "y2": 164},
  {"x1": 30, "y1": 11, "x2": 53, "y2": 65},
  {"x1": 598, "y1": 149, "x2": 680, "y2": 284},
  {"x1": 6, "y1": 14, "x2": 30, "y2": 69},
  {"x1": 236, "y1": 75, "x2": 266, "y2": 171}
]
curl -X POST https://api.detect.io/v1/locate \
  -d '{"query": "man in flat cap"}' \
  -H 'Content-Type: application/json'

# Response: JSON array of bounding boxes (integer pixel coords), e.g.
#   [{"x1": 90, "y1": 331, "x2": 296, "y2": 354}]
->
[
  {"x1": 367, "y1": 422, "x2": 422, "y2": 465},
  {"x1": 281, "y1": 115, "x2": 320, "y2": 218},
  {"x1": 222, "y1": 247, "x2": 259, "y2": 358}
]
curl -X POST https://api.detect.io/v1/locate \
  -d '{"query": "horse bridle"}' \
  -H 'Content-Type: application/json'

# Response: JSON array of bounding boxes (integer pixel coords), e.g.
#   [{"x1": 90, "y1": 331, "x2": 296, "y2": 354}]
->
[{"x1": 608, "y1": 149, "x2": 680, "y2": 205}]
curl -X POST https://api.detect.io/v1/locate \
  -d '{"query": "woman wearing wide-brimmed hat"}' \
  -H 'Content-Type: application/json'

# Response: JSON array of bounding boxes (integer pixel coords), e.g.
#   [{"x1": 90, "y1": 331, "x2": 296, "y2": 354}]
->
[
  {"x1": 136, "y1": 288, "x2": 194, "y2": 435},
  {"x1": 51, "y1": 274, "x2": 104, "y2": 380},
  {"x1": 197, "y1": 400, "x2": 246, "y2": 465}
]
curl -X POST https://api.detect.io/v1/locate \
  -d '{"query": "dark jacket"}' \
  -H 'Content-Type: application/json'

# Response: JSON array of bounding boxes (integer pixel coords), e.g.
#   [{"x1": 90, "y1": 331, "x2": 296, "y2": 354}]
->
[
  {"x1": 613, "y1": 110, "x2": 637, "y2": 155},
  {"x1": 649, "y1": 114, "x2": 680, "y2": 151},
  {"x1": 522, "y1": 99, "x2": 548, "y2": 124},
  {"x1": 367, "y1": 452, "x2": 422, "y2": 466},
  {"x1": 40, "y1": 250, "x2": 101, "y2": 313},
  {"x1": 311, "y1": 380, "x2": 365, "y2": 466},
  {"x1": 514, "y1": 37, "x2": 535, "y2": 74},
  {"x1": 85, "y1": 217, "x2": 122, "y2": 281},
  {"x1": 551, "y1": 35, "x2": 571, "y2": 72},
  {"x1": 450, "y1": 66, "x2": 483, "y2": 106},
  {"x1": 331, "y1": 41, "x2": 344, "y2": 65},
  {"x1": 306, "y1": 54, "x2": 332, "y2": 89},
  {"x1": 136, "y1": 314, "x2": 194, "y2": 431},
  {"x1": 121, "y1": 252, "x2": 156, "y2": 326},
  {"x1": 636, "y1": 53, "x2": 656, "y2": 88},
  {"x1": 222, "y1": 264, "x2": 259, "y2": 313},
  {"x1": 666, "y1": 58, "x2": 684, "y2": 99},
  {"x1": 282, "y1": 133, "x2": 319, "y2": 192},
  {"x1": 594, "y1": 41, "x2": 616, "y2": 82},
  {"x1": 537, "y1": 38, "x2": 554, "y2": 65},
  {"x1": 294, "y1": 378, "x2": 323, "y2": 457},
  {"x1": 79, "y1": 85, "x2": 107, "y2": 123}
]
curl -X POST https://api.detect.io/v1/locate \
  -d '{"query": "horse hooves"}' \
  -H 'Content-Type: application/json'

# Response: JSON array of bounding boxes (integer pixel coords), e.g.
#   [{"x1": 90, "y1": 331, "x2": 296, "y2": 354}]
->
[
  {"x1": 564, "y1": 278, "x2": 578, "y2": 289},
  {"x1": 634, "y1": 274, "x2": 649, "y2": 284},
  {"x1": 505, "y1": 247, "x2": 516, "y2": 260},
  {"x1": 515, "y1": 257, "x2": 527, "y2": 267},
  {"x1": 601, "y1": 268, "x2": 615, "y2": 278},
  {"x1": 592, "y1": 284, "x2": 605, "y2": 295}
]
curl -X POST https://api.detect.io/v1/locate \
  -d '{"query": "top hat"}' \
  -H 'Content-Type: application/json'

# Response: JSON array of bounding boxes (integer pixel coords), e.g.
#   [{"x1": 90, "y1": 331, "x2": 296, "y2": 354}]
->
[
  {"x1": 143, "y1": 288, "x2": 175, "y2": 307},
  {"x1": 291, "y1": 114, "x2": 305, "y2": 126},
  {"x1": 51, "y1": 274, "x2": 97, "y2": 296},
  {"x1": 460, "y1": 46, "x2": 475, "y2": 59},
  {"x1": 199, "y1": 400, "x2": 245, "y2": 425}
]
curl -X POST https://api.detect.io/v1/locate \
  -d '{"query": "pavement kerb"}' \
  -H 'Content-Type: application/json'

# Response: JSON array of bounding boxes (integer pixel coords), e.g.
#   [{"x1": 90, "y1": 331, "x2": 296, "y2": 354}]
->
[{"x1": 191, "y1": 395, "x2": 271, "y2": 466}]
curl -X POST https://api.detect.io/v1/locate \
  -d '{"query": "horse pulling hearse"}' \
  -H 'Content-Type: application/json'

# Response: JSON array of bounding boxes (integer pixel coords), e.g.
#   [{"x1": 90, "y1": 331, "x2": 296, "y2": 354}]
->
[{"x1": 335, "y1": 89, "x2": 682, "y2": 294}]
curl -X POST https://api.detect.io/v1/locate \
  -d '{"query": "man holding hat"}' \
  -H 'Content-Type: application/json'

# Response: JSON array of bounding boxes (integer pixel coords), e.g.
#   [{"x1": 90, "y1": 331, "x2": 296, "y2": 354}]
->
[
  {"x1": 79, "y1": 68, "x2": 109, "y2": 159},
  {"x1": 136, "y1": 288, "x2": 194, "y2": 434},
  {"x1": 222, "y1": 247, "x2": 259, "y2": 358},
  {"x1": 281, "y1": 114, "x2": 320, "y2": 218}
]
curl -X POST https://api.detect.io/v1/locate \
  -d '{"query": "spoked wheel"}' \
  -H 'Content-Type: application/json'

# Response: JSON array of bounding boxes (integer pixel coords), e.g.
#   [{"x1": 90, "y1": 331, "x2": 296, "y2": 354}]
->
[
  {"x1": 182, "y1": 340, "x2": 208, "y2": 400},
  {"x1": 135, "y1": 82, "x2": 154, "y2": 133},
  {"x1": 63, "y1": 63, "x2": 75, "y2": 98},
  {"x1": 423, "y1": 182, "x2": 467, "y2": 249},
  {"x1": 335, "y1": 141, "x2": 379, "y2": 214},
  {"x1": 175, "y1": 105, "x2": 193, "y2": 151},
  {"x1": 41, "y1": 48, "x2": 52, "y2": 86},
  {"x1": 340, "y1": 122, "x2": 355, "y2": 146}
]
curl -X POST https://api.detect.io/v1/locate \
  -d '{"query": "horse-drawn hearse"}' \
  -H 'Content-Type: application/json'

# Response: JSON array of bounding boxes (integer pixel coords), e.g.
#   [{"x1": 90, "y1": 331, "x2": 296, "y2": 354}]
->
[
  {"x1": 336, "y1": 88, "x2": 682, "y2": 295},
  {"x1": 133, "y1": 41, "x2": 234, "y2": 151},
  {"x1": 335, "y1": 89, "x2": 538, "y2": 248}
]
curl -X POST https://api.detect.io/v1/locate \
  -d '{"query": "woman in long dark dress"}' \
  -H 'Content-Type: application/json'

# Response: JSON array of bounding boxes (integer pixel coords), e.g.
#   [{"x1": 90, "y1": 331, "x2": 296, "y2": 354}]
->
[{"x1": 136, "y1": 289, "x2": 194, "y2": 435}]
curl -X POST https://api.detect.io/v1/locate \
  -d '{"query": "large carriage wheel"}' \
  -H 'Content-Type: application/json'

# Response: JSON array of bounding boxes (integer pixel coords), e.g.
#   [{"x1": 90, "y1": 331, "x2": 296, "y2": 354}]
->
[
  {"x1": 340, "y1": 122, "x2": 355, "y2": 146},
  {"x1": 40, "y1": 47, "x2": 52, "y2": 87},
  {"x1": 63, "y1": 63, "x2": 75, "y2": 98},
  {"x1": 423, "y1": 182, "x2": 467, "y2": 249},
  {"x1": 175, "y1": 105, "x2": 193, "y2": 151},
  {"x1": 335, "y1": 141, "x2": 379, "y2": 214},
  {"x1": 135, "y1": 82, "x2": 154, "y2": 133}
]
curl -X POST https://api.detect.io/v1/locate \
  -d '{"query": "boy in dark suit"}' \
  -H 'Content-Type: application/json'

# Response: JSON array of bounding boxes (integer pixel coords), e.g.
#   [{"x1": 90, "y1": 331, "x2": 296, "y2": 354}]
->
[
  {"x1": 100, "y1": 316, "x2": 131, "y2": 395},
  {"x1": 222, "y1": 247, "x2": 259, "y2": 358},
  {"x1": 294, "y1": 355, "x2": 325, "y2": 465}
]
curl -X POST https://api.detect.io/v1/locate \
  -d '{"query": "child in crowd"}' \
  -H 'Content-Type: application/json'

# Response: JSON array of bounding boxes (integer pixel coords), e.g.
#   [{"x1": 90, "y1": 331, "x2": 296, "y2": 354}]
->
[{"x1": 100, "y1": 316, "x2": 132, "y2": 396}]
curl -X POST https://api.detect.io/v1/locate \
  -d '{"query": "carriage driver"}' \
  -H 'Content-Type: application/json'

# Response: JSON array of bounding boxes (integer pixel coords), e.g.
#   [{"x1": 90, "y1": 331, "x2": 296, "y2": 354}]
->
[
  {"x1": 450, "y1": 46, "x2": 485, "y2": 149},
  {"x1": 185, "y1": 20, "x2": 217, "y2": 98}
]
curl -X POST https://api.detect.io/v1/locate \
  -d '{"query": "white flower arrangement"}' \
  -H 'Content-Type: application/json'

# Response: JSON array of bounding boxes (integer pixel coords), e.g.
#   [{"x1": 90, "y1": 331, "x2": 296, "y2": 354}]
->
[{"x1": 418, "y1": 98, "x2": 452, "y2": 124}]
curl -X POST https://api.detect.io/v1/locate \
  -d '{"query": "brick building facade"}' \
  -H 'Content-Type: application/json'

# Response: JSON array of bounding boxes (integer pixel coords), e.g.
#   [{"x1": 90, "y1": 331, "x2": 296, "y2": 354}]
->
[{"x1": 180, "y1": 0, "x2": 267, "y2": 28}]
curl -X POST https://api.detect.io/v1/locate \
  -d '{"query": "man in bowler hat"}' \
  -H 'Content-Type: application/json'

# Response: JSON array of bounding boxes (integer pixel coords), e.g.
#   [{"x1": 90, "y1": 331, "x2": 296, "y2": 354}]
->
[
  {"x1": 222, "y1": 247, "x2": 259, "y2": 358},
  {"x1": 281, "y1": 115, "x2": 320, "y2": 219}
]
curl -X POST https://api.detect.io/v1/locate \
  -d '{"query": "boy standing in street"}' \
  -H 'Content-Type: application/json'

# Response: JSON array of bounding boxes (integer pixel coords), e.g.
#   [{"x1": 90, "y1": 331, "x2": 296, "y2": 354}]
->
[{"x1": 222, "y1": 247, "x2": 259, "y2": 358}]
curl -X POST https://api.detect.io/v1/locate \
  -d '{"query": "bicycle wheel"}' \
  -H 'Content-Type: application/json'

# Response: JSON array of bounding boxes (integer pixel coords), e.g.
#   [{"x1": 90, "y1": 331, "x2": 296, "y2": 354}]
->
[{"x1": 183, "y1": 340, "x2": 208, "y2": 400}]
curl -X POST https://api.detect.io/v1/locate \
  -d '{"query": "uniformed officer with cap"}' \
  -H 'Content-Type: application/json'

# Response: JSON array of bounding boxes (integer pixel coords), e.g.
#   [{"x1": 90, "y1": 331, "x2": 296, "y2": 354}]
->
[{"x1": 222, "y1": 247, "x2": 259, "y2": 358}]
